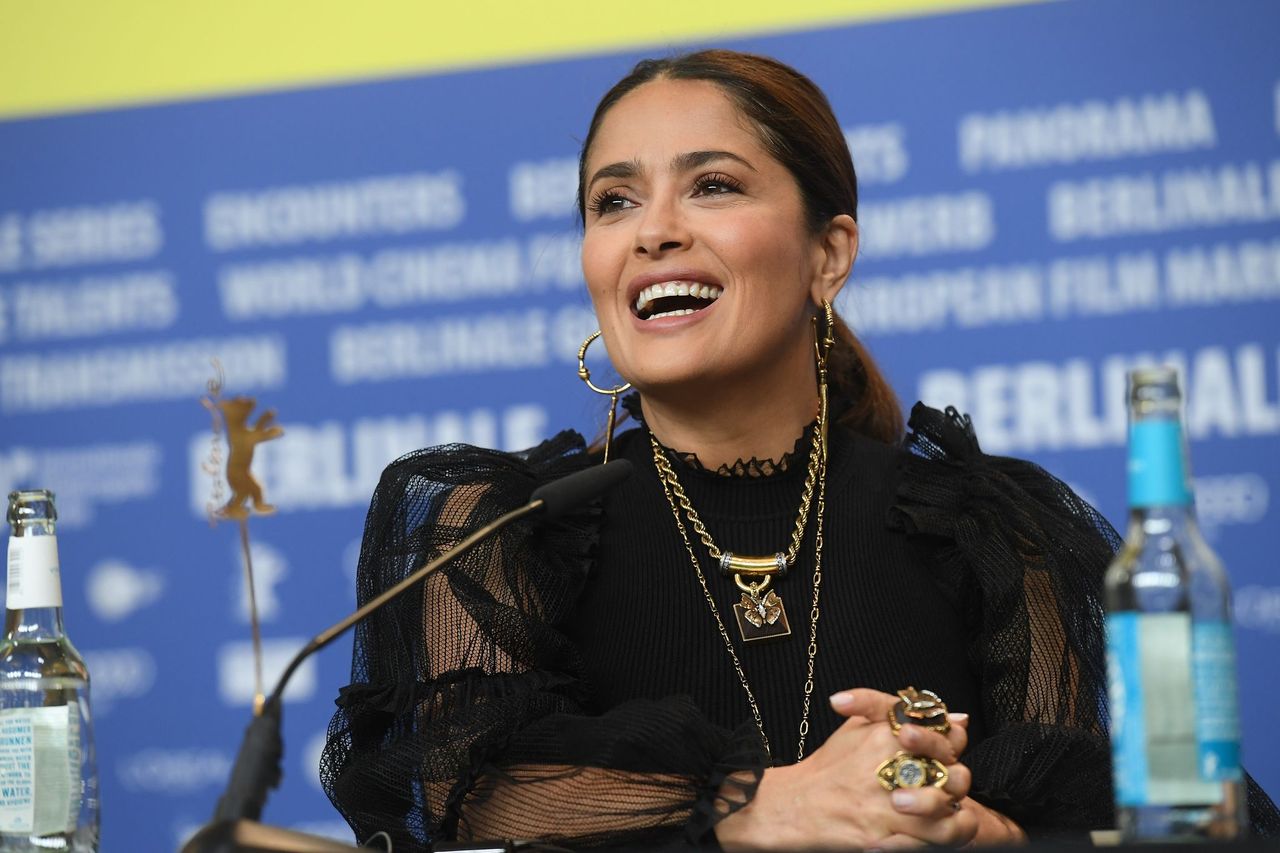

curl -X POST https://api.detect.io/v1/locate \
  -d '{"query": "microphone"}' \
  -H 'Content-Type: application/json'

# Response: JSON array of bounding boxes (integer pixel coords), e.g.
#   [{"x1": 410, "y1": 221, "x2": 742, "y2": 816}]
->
[
  {"x1": 529, "y1": 456, "x2": 632, "y2": 520},
  {"x1": 182, "y1": 459, "x2": 633, "y2": 853}
]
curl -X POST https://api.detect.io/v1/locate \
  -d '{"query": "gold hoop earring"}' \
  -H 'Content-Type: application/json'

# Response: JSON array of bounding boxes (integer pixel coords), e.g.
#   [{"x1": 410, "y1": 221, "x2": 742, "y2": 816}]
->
[{"x1": 577, "y1": 331, "x2": 631, "y2": 463}]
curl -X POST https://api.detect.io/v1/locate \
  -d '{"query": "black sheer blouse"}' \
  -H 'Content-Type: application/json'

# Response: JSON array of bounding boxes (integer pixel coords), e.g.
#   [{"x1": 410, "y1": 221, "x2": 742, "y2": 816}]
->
[{"x1": 321, "y1": 404, "x2": 1278, "y2": 849}]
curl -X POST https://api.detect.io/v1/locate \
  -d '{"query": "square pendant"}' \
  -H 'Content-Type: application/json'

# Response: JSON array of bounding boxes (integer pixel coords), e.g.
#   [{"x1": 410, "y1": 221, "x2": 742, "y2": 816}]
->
[{"x1": 733, "y1": 598, "x2": 792, "y2": 642}]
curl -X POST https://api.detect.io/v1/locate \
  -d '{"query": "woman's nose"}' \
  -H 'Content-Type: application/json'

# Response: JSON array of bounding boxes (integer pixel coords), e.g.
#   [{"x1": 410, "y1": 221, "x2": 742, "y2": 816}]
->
[{"x1": 634, "y1": 196, "x2": 689, "y2": 257}]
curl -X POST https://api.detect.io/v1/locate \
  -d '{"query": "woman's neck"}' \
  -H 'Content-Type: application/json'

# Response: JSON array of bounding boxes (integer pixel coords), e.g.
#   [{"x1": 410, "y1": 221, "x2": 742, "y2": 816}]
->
[{"x1": 639, "y1": 357, "x2": 820, "y2": 472}]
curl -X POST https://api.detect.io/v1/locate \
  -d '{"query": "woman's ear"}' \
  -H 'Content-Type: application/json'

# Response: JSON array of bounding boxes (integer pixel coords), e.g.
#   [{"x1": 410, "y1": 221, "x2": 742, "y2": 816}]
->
[{"x1": 810, "y1": 214, "x2": 858, "y2": 306}]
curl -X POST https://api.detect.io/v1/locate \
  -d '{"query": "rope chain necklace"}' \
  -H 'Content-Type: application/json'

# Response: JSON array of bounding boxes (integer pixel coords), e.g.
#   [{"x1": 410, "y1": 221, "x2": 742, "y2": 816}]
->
[
  {"x1": 649, "y1": 307, "x2": 835, "y2": 762},
  {"x1": 651, "y1": 422, "x2": 827, "y2": 762},
  {"x1": 649, "y1": 311, "x2": 832, "y2": 762},
  {"x1": 652, "y1": 411, "x2": 824, "y2": 642}
]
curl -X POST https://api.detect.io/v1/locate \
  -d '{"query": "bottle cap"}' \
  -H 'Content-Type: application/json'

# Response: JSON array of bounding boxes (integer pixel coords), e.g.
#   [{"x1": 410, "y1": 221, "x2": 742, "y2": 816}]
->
[
  {"x1": 1128, "y1": 365, "x2": 1180, "y2": 388},
  {"x1": 7, "y1": 489, "x2": 57, "y2": 526},
  {"x1": 1128, "y1": 366, "x2": 1183, "y2": 415}
]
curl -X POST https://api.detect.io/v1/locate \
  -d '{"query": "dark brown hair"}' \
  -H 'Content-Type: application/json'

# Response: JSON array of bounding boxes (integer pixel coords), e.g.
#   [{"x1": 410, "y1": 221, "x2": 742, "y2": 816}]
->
[{"x1": 578, "y1": 49, "x2": 902, "y2": 445}]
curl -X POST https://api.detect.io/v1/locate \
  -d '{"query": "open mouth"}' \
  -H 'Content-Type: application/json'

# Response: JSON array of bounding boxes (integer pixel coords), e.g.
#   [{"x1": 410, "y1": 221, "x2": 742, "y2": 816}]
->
[{"x1": 633, "y1": 281, "x2": 723, "y2": 320}]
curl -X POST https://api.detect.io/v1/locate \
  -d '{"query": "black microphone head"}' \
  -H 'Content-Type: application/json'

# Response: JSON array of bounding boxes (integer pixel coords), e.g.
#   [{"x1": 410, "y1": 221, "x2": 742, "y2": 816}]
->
[{"x1": 530, "y1": 459, "x2": 633, "y2": 520}]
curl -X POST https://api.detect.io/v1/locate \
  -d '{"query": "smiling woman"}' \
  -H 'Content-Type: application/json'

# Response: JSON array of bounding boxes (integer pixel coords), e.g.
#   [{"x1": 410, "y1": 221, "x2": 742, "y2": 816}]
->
[
  {"x1": 321, "y1": 50, "x2": 1279, "y2": 852},
  {"x1": 577, "y1": 64, "x2": 882, "y2": 468},
  {"x1": 578, "y1": 55, "x2": 902, "y2": 472}
]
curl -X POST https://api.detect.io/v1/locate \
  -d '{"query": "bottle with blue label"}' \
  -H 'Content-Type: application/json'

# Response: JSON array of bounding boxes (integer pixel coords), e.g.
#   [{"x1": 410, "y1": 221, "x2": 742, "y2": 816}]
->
[
  {"x1": 1105, "y1": 367, "x2": 1246, "y2": 841},
  {"x1": 1, "y1": 491, "x2": 98, "y2": 852}
]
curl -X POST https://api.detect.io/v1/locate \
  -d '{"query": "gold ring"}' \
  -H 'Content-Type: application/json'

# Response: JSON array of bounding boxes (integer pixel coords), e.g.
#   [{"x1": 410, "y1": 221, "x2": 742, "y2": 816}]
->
[
  {"x1": 888, "y1": 686, "x2": 950, "y2": 735},
  {"x1": 875, "y1": 751, "x2": 949, "y2": 791}
]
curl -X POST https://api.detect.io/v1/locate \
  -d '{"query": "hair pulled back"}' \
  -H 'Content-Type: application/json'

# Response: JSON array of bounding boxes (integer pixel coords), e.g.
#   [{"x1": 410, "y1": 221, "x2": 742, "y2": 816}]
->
[{"x1": 578, "y1": 50, "x2": 902, "y2": 445}]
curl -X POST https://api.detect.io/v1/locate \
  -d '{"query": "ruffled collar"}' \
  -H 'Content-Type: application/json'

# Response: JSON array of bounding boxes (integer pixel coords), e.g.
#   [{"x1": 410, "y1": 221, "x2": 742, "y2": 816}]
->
[{"x1": 624, "y1": 392, "x2": 813, "y2": 479}]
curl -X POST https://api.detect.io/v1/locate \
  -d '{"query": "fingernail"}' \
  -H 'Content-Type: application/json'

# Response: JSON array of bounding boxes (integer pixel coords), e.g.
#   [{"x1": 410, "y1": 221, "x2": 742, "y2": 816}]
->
[
  {"x1": 829, "y1": 691, "x2": 855, "y2": 711},
  {"x1": 947, "y1": 712, "x2": 969, "y2": 725},
  {"x1": 891, "y1": 790, "x2": 918, "y2": 809}
]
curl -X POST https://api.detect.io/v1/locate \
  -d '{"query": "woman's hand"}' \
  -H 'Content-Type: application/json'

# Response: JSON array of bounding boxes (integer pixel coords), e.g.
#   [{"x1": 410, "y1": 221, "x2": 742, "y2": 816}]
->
[
  {"x1": 714, "y1": 689, "x2": 976, "y2": 851},
  {"x1": 962, "y1": 799, "x2": 1027, "y2": 847},
  {"x1": 833, "y1": 690, "x2": 1026, "y2": 849}
]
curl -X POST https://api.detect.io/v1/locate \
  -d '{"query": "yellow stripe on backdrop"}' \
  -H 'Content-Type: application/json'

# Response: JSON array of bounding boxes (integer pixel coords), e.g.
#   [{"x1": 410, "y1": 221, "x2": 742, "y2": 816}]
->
[{"x1": 0, "y1": 0, "x2": 1042, "y2": 120}]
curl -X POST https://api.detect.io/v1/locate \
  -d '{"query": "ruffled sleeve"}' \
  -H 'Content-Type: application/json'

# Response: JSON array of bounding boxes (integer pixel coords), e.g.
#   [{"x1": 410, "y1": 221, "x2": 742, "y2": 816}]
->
[
  {"x1": 888, "y1": 403, "x2": 1279, "y2": 838},
  {"x1": 320, "y1": 431, "x2": 763, "y2": 851},
  {"x1": 887, "y1": 403, "x2": 1117, "y2": 836}
]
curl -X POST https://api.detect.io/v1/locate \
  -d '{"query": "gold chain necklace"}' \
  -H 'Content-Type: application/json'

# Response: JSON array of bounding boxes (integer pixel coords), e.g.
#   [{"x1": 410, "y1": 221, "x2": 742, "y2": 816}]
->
[
  {"x1": 651, "y1": 424, "x2": 822, "y2": 642},
  {"x1": 648, "y1": 307, "x2": 835, "y2": 762},
  {"x1": 650, "y1": 420, "x2": 828, "y2": 762}
]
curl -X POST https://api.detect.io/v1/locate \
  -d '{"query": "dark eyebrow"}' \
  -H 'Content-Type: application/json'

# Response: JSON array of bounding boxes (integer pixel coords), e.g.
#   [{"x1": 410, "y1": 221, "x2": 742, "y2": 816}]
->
[
  {"x1": 587, "y1": 159, "x2": 642, "y2": 189},
  {"x1": 586, "y1": 150, "x2": 757, "y2": 190},
  {"x1": 672, "y1": 150, "x2": 757, "y2": 173}
]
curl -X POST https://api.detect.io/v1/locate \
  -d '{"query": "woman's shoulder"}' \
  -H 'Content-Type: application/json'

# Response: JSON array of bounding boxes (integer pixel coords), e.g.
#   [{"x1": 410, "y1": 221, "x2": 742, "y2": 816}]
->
[
  {"x1": 895, "y1": 403, "x2": 1117, "y2": 536},
  {"x1": 887, "y1": 402, "x2": 1121, "y2": 580},
  {"x1": 827, "y1": 406, "x2": 965, "y2": 502},
  {"x1": 360, "y1": 429, "x2": 602, "y2": 594}
]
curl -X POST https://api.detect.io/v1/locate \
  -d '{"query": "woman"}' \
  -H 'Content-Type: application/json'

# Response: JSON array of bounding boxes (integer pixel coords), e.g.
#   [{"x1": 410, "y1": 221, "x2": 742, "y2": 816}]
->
[{"x1": 322, "y1": 51, "x2": 1277, "y2": 850}]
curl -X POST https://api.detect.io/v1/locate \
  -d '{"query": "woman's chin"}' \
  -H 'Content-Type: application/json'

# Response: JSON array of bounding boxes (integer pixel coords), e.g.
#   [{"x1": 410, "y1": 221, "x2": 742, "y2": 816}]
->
[{"x1": 622, "y1": 363, "x2": 737, "y2": 403}]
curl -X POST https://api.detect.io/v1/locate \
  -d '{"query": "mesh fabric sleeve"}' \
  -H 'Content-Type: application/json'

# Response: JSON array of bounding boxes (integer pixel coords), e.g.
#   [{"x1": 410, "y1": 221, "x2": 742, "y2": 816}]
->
[
  {"x1": 889, "y1": 403, "x2": 1278, "y2": 839},
  {"x1": 320, "y1": 431, "x2": 765, "y2": 851}
]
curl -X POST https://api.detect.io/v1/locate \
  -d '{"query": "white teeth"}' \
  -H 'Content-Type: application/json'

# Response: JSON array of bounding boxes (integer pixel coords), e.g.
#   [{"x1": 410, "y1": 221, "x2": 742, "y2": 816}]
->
[
  {"x1": 632, "y1": 281, "x2": 724, "y2": 313},
  {"x1": 648, "y1": 308, "x2": 697, "y2": 319}
]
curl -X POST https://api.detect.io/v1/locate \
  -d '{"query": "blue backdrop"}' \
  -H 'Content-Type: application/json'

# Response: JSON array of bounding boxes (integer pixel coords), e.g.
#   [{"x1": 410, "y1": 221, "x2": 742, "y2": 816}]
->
[{"x1": 1, "y1": 1, "x2": 1277, "y2": 848}]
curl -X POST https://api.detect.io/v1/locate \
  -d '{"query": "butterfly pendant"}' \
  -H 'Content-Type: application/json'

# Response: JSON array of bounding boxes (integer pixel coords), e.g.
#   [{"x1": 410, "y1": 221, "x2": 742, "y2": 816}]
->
[{"x1": 733, "y1": 590, "x2": 792, "y2": 642}]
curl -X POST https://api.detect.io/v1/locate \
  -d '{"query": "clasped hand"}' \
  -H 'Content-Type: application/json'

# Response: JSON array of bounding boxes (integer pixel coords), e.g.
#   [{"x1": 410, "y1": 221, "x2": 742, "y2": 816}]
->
[{"x1": 716, "y1": 688, "x2": 1004, "y2": 851}]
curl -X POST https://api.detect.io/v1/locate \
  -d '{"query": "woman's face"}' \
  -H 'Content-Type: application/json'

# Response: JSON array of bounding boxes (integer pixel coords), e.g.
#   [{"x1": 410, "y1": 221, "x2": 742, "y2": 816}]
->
[{"x1": 581, "y1": 78, "x2": 840, "y2": 397}]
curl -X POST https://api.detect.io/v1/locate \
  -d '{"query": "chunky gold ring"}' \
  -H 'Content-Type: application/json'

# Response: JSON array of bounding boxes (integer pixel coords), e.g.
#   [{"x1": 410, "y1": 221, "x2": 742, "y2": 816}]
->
[
  {"x1": 875, "y1": 751, "x2": 949, "y2": 791},
  {"x1": 888, "y1": 686, "x2": 950, "y2": 735}
]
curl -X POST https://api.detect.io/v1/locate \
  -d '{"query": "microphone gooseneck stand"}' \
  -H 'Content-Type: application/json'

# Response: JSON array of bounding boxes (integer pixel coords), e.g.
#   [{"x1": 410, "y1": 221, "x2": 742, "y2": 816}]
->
[{"x1": 181, "y1": 460, "x2": 634, "y2": 853}]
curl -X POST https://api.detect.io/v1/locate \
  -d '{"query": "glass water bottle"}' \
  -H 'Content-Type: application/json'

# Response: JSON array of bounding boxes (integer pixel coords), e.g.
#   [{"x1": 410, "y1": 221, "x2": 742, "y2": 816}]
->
[
  {"x1": 0, "y1": 491, "x2": 98, "y2": 852},
  {"x1": 1104, "y1": 367, "x2": 1246, "y2": 841}
]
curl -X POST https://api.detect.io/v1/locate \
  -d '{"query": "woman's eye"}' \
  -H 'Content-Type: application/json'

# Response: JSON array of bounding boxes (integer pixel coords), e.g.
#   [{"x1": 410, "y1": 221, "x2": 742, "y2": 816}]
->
[
  {"x1": 694, "y1": 174, "x2": 743, "y2": 196},
  {"x1": 590, "y1": 191, "x2": 634, "y2": 215}
]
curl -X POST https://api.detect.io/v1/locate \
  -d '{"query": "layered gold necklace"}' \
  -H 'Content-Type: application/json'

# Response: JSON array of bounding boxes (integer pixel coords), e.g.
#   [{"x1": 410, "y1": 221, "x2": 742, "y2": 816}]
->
[
  {"x1": 650, "y1": 424, "x2": 824, "y2": 642},
  {"x1": 649, "y1": 310, "x2": 833, "y2": 761}
]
